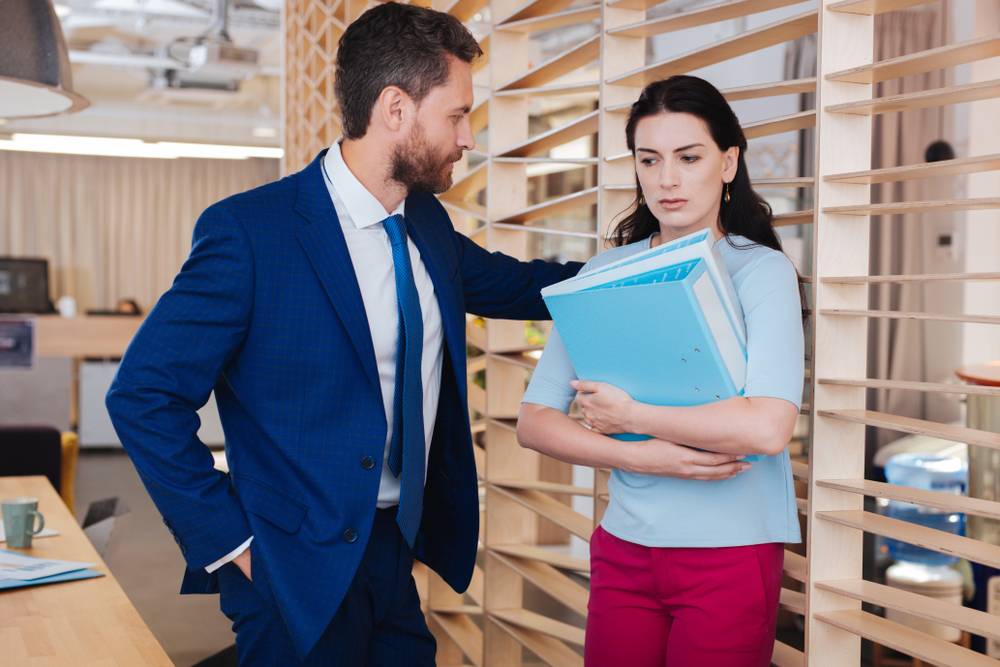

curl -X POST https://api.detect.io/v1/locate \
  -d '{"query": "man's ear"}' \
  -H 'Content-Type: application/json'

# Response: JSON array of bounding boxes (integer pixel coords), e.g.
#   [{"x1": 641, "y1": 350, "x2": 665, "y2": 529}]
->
[{"x1": 373, "y1": 85, "x2": 412, "y2": 134}]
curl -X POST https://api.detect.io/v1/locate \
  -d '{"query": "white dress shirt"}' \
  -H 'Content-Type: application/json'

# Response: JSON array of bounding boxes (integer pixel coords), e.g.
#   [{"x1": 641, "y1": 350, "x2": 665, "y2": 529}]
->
[{"x1": 206, "y1": 141, "x2": 445, "y2": 573}]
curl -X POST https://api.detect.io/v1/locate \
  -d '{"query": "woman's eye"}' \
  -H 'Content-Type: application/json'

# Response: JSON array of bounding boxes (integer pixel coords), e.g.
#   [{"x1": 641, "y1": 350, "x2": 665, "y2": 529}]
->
[
  {"x1": 640, "y1": 158, "x2": 657, "y2": 166},
  {"x1": 681, "y1": 155, "x2": 700, "y2": 163}
]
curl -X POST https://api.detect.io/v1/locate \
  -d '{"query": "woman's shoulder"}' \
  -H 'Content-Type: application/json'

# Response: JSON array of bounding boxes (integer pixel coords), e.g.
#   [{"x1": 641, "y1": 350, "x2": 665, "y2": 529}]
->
[
  {"x1": 720, "y1": 235, "x2": 795, "y2": 281},
  {"x1": 581, "y1": 237, "x2": 651, "y2": 273}
]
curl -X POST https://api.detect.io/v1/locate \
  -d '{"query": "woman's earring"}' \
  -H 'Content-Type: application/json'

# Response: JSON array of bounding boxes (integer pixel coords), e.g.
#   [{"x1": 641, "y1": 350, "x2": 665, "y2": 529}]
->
[{"x1": 723, "y1": 182, "x2": 731, "y2": 204}]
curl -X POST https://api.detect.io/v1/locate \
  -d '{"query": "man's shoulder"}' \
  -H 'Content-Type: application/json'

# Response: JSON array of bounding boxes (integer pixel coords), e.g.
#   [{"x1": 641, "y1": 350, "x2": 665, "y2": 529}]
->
[{"x1": 213, "y1": 172, "x2": 298, "y2": 217}]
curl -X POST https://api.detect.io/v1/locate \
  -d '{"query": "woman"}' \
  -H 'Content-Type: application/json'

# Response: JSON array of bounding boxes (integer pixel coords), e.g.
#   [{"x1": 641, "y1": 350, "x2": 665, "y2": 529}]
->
[{"x1": 517, "y1": 75, "x2": 804, "y2": 667}]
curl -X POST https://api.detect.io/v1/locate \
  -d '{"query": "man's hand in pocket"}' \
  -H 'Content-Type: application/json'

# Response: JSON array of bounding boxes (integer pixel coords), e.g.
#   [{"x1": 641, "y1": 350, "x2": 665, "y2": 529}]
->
[{"x1": 232, "y1": 547, "x2": 252, "y2": 581}]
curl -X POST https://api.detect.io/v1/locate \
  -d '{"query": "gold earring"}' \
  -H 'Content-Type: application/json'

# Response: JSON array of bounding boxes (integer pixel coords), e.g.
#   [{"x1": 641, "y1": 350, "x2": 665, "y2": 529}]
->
[{"x1": 723, "y1": 182, "x2": 731, "y2": 203}]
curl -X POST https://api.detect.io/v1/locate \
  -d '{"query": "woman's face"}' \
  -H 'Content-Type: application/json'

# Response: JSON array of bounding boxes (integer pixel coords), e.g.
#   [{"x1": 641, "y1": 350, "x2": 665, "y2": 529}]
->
[{"x1": 633, "y1": 111, "x2": 738, "y2": 242}]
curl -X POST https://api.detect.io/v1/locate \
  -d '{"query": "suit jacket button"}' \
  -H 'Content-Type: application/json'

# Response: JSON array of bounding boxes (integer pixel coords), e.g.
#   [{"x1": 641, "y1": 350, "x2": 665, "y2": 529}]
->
[
  {"x1": 343, "y1": 528, "x2": 358, "y2": 544},
  {"x1": 360, "y1": 455, "x2": 376, "y2": 471}
]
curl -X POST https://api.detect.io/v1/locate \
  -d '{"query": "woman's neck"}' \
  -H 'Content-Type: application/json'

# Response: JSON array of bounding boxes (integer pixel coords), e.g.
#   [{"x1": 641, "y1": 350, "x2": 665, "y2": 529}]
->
[{"x1": 650, "y1": 220, "x2": 724, "y2": 248}]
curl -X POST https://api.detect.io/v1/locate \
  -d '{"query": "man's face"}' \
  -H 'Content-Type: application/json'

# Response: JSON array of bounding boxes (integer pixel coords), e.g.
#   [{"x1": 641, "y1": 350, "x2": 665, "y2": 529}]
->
[{"x1": 391, "y1": 56, "x2": 475, "y2": 194}]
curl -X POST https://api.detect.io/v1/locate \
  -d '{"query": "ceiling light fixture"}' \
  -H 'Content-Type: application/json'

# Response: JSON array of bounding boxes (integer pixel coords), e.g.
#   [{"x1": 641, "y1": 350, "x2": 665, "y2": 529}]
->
[{"x1": 0, "y1": 0, "x2": 89, "y2": 119}]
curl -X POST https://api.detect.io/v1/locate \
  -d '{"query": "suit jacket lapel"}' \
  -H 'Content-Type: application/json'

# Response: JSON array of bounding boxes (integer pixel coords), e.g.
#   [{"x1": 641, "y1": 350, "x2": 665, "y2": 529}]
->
[
  {"x1": 293, "y1": 150, "x2": 381, "y2": 392},
  {"x1": 404, "y1": 195, "x2": 466, "y2": 397}
]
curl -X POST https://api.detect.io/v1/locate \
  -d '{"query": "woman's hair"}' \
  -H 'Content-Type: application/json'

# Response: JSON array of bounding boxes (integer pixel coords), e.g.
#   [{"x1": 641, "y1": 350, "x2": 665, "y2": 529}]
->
[{"x1": 608, "y1": 75, "x2": 782, "y2": 252}]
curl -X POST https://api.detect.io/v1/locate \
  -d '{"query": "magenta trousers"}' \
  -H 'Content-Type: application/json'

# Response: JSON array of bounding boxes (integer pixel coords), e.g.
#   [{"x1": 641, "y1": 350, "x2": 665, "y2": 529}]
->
[{"x1": 584, "y1": 525, "x2": 784, "y2": 667}]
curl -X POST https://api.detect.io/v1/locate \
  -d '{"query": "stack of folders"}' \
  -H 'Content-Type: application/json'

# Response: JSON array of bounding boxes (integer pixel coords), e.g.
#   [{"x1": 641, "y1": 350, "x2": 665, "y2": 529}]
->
[
  {"x1": 541, "y1": 229, "x2": 756, "y2": 457},
  {"x1": 0, "y1": 550, "x2": 102, "y2": 590}
]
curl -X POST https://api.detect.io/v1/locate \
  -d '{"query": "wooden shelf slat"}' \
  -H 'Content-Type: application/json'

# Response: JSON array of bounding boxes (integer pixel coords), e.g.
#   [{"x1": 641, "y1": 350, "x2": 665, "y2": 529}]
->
[
  {"x1": 490, "y1": 608, "x2": 585, "y2": 647},
  {"x1": 498, "y1": 35, "x2": 600, "y2": 92},
  {"x1": 432, "y1": 604, "x2": 483, "y2": 615},
  {"x1": 755, "y1": 177, "x2": 815, "y2": 188},
  {"x1": 817, "y1": 578, "x2": 1000, "y2": 642},
  {"x1": 828, "y1": 0, "x2": 950, "y2": 16},
  {"x1": 608, "y1": 11, "x2": 818, "y2": 87},
  {"x1": 494, "y1": 80, "x2": 599, "y2": 98},
  {"x1": 491, "y1": 479, "x2": 594, "y2": 497},
  {"x1": 493, "y1": 187, "x2": 598, "y2": 224},
  {"x1": 491, "y1": 222, "x2": 599, "y2": 241},
  {"x1": 744, "y1": 110, "x2": 816, "y2": 139},
  {"x1": 497, "y1": 3, "x2": 600, "y2": 34},
  {"x1": 820, "y1": 309, "x2": 1000, "y2": 326},
  {"x1": 791, "y1": 460, "x2": 809, "y2": 481},
  {"x1": 609, "y1": 0, "x2": 804, "y2": 37},
  {"x1": 825, "y1": 153, "x2": 1000, "y2": 184},
  {"x1": 497, "y1": 110, "x2": 599, "y2": 158},
  {"x1": 606, "y1": 78, "x2": 816, "y2": 113},
  {"x1": 491, "y1": 543, "x2": 591, "y2": 573},
  {"x1": 784, "y1": 550, "x2": 807, "y2": 583},
  {"x1": 826, "y1": 79, "x2": 1000, "y2": 116},
  {"x1": 497, "y1": 0, "x2": 574, "y2": 25},
  {"x1": 431, "y1": 611, "x2": 484, "y2": 666},
  {"x1": 823, "y1": 197, "x2": 1000, "y2": 216},
  {"x1": 489, "y1": 617, "x2": 583, "y2": 667},
  {"x1": 473, "y1": 34, "x2": 489, "y2": 75},
  {"x1": 826, "y1": 34, "x2": 1000, "y2": 84},
  {"x1": 821, "y1": 270, "x2": 1000, "y2": 284},
  {"x1": 491, "y1": 487, "x2": 593, "y2": 540},
  {"x1": 781, "y1": 587, "x2": 806, "y2": 615},
  {"x1": 819, "y1": 408, "x2": 1000, "y2": 451},
  {"x1": 817, "y1": 478, "x2": 1000, "y2": 521},
  {"x1": 816, "y1": 509, "x2": 1000, "y2": 569},
  {"x1": 492, "y1": 551, "x2": 589, "y2": 616},
  {"x1": 442, "y1": 199, "x2": 488, "y2": 224},
  {"x1": 494, "y1": 157, "x2": 598, "y2": 165},
  {"x1": 467, "y1": 565, "x2": 485, "y2": 606},
  {"x1": 724, "y1": 77, "x2": 818, "y2": 101},
  {"x1": 771, "y1": 640, "x2": 805, "y2": 667},
  {"x1": 470, "y1": 100, "x2": 488, "y2": 135},
  {"x1": 487, "y1": 351, "x2": 539, "y2": 370},
  {"x1": 445, "y1": 0, "x2": 488, "y2": 23},
  {"x1": 815, "y1": 609, "x2": 997, "y2": 667},
  {"x1": 444, "y1": 160, "x2": 487, "y2": 203},
  {"x1": 595, "y1": 177, "x2": 812, "y2": 192},
  {"x1": 466, "y1": 318, "x2": 487, "y2": 350},
  {"x1": 774, "y1": 209, "x2": 815, "y2": 227},
  {"x1": 818, "y1": 376, "x2": 1000, "y2": 397}
]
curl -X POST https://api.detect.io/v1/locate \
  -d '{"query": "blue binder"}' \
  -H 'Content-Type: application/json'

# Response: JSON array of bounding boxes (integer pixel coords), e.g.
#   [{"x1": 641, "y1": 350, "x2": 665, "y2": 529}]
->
[{"x1": 543, "y1": 256, "x2": 749, "y2": 448}]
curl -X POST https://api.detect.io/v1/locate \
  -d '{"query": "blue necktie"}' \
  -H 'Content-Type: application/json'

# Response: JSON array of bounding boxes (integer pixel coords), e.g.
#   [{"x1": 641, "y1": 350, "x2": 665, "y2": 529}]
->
[{"x1": 382, "y1": 214, "x2": 425, "y2": 546}]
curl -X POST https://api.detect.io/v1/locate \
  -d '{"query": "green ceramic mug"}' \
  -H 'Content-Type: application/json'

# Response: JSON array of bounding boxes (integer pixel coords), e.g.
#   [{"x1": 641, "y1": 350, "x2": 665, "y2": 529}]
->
[{"x1": 2, "y1": 497, "x2": 45, "y2": 548}]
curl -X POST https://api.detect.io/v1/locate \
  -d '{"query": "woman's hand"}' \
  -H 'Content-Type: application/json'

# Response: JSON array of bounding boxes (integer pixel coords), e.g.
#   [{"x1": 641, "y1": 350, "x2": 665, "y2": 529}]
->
[
  {"x1": 572, "y1": 380, "x2": 636, "y2": 435},
  {"x1": 623, "y1": 438, "x2": 751, "y2": 481}
]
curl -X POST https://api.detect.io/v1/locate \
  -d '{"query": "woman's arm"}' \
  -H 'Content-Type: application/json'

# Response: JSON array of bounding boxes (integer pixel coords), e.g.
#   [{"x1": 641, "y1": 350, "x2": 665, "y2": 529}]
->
[
  {"x1": 518, "y1": 402, "x2": 751, "y2": 480},
  {"x1": 572, "y1": 249, "x2": 805, "y2": 458},
  {"x1": 571, "y1": 384, "x2": 797, "y2": 457}
]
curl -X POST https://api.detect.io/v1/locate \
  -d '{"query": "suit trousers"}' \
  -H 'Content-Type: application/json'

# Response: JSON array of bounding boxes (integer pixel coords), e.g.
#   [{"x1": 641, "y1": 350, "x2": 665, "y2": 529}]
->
[{"x1": 217, "y1": 507, "x2": 436, "y2": 666}]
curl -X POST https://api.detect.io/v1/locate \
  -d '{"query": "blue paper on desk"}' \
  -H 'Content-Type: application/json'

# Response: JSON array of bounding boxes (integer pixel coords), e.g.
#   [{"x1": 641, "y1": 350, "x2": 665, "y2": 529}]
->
[
  {"x1": 0, "y1": 548, "x2": 103, "y2": 590},
  {"x1": 543, "y1": 240, "x2": 757, "y2": 459}
]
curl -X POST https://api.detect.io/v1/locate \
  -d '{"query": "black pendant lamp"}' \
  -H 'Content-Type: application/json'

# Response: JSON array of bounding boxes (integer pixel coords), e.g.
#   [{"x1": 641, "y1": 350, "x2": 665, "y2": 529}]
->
[{"x1": 0, "y1": 0, "x2": 89, "y2": 119}]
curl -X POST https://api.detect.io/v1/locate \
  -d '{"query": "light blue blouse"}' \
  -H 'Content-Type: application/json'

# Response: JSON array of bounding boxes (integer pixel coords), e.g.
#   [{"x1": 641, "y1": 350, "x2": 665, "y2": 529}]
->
[{"x1": 523, "y1": 234, "x2": 804, "y2": 547}]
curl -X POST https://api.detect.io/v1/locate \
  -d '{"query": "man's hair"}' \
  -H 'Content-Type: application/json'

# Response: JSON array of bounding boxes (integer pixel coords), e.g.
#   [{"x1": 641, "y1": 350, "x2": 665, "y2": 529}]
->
[{"x1": 334, "y1": 2, "x2": 482, "y2": 140}]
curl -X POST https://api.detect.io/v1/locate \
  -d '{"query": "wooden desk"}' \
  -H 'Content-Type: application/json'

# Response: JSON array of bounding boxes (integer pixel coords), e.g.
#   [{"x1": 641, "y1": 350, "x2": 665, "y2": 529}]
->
[
  {"x1": 33, "y1": 315, "x2": 142, "y2": 359},
  {"x1": 0, "y1": 476, "x2": 171, "y2": 666}
]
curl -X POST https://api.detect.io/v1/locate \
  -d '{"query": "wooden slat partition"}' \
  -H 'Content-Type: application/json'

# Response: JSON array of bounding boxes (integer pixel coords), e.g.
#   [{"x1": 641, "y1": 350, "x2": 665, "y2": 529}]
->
[
  {"x1": 814, "y1": 610, "x2": 997, "y2": 667},
  {"x1": 294, "y1": 2, "x2": 1000, "y2": 665}
]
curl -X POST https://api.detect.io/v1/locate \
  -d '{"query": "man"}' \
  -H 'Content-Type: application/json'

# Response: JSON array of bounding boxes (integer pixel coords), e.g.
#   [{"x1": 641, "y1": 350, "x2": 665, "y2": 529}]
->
[{"x1": 106, "y1": 4, "x2": 582, "y2": 664}]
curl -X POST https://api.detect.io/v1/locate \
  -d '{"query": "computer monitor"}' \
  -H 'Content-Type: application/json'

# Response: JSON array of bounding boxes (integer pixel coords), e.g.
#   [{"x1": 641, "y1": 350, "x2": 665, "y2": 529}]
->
[{"x1": 0, "y1": 258, "x2": 52, "y2": 313}]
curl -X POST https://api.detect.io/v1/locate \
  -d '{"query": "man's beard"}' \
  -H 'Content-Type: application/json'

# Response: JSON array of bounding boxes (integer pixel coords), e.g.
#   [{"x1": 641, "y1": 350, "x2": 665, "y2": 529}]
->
[{"x1": 390, "y1": 123, "x2": 462, "y2": 194}]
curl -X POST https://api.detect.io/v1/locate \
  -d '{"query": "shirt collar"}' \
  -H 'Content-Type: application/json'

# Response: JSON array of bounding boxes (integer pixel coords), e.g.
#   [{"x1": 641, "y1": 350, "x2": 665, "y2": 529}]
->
[{"x1": 323, "y1": 140, "x2": 405, "y2": 229}]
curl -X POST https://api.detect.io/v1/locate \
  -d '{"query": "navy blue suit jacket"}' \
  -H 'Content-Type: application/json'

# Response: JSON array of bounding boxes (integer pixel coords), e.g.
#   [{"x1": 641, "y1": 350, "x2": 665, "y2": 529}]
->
[{"x1": 106, "y1": 150, "x2": 582, "y2": 658}]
